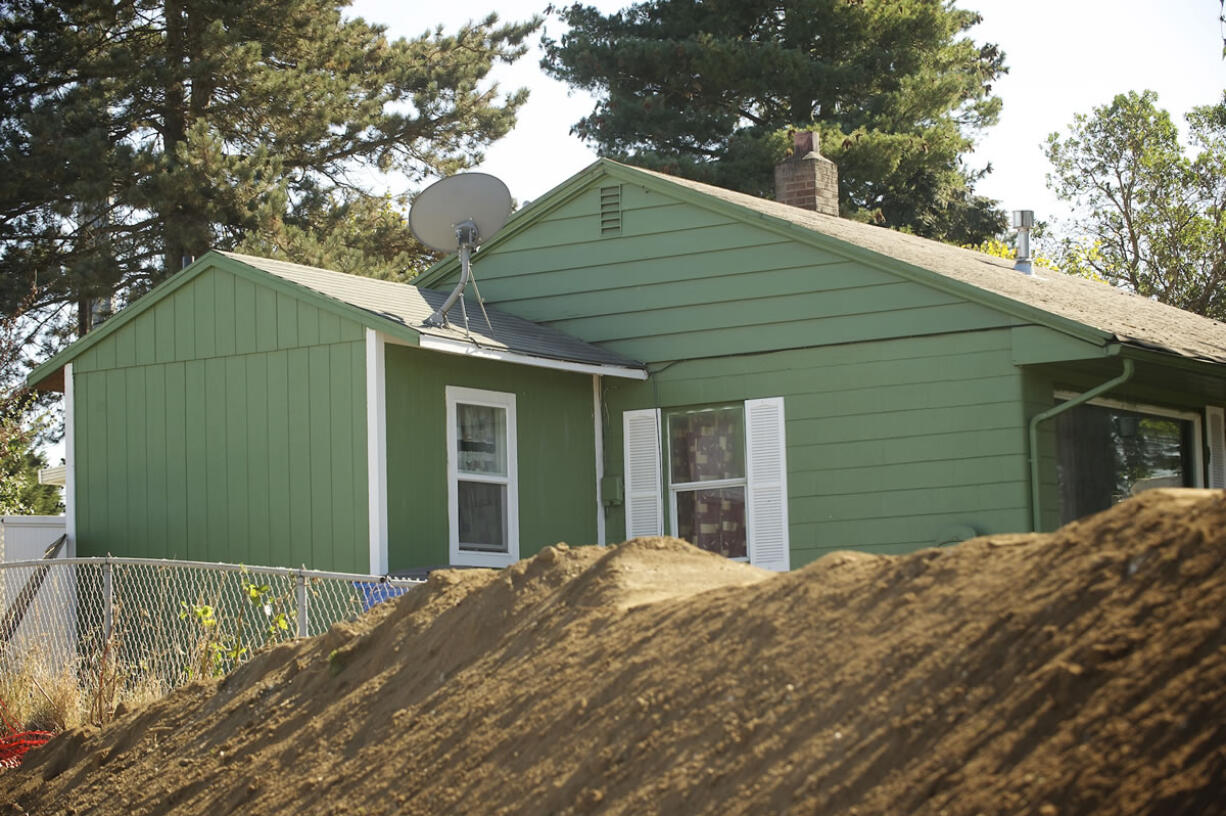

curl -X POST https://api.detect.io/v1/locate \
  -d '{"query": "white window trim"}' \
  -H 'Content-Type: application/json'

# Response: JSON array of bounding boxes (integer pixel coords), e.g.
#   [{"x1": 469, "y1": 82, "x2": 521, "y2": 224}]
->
[
  {"x1": 1054, "y1": 391, "x2": 1204, "y2": 487},
  {"x1": 1206, "y1": 405, "x2": 1226, "y2": 489},
  {"x1": 446, "y1": 385, "x2": 519, "y2": 568}
]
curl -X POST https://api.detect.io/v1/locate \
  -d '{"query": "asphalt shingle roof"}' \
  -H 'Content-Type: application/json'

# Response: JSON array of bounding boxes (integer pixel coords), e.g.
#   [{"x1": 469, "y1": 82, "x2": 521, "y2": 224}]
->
[
  {"x1": 220, "y1": 252, "x2": 643, "y2": 371},
  {"x1": 626, "y1": 164, "x2": 1226, "y2": 366}
]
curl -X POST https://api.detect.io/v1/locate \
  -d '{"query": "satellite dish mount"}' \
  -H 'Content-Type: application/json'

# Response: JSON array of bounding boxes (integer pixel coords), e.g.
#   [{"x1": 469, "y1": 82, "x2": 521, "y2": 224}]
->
[{"x1": 409, "y1": 173, "x2": 512, "y2": 329}]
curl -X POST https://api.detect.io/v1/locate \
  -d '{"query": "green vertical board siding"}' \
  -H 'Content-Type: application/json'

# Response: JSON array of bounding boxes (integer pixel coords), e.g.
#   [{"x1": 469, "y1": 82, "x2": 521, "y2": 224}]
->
[
  {"x1": 70, "y1": 264, "x2": 369, "y2": 572},
  {"x1": 204, "y1": 356, "x2": 229, "y2": 560},
  {"x1": 245, "y1": 355, "x2": 271, "y2": 567},
  {"x1": 308, "y1": 345, "x2": 334, "y2": 570},
  {"x1": 174, "y1": 285, "x2": 195, "y2": 361},
  {"x1": 234, "y1": 277, "x2": 256, "y2": 355},
  {"x1": 124, "y1": 367, "x2": 147, "y2": 557},
  {"x1": 265, "y1": 351, "x2": 292, "y2": 568},
  {"x1": 383, "y1": 344, "x2": 597, "y2": 571},
  {"x1": 184, "y1": 360, "x2": 207, "y2": 559},
  {"x1": 601, "y1": 330, "x2": 1032, "y2": 559},
  {"x1": 194, "y1": 272, "x2": 216, "y2": 359},
  {"x1": 164, "y1": 362, "x2": 188, "y2": 552}
]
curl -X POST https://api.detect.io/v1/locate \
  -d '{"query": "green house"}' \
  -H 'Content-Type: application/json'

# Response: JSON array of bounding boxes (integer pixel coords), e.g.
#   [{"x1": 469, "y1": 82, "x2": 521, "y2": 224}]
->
[{"x1": 30, "y1": 142, "x2": 1226, "y2": 574}]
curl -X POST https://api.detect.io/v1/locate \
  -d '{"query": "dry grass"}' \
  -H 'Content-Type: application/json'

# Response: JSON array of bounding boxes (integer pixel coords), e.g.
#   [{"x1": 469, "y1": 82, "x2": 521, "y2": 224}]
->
[
  {"x1": 0, "y1": 658, "x2": 84, "y2": 732},
  {"x1": 0, "y1": 648, "x2": 172, "y2": 735}
]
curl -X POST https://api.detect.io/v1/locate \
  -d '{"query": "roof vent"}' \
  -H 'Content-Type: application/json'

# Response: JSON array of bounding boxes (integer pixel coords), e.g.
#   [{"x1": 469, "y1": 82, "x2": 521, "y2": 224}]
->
[
  {"x1": 600, "y1": 185, "x2": 622, "y2": 235},
  {"x1": 1012, "y1": 210, "x2": 1035, "y2": 275}
]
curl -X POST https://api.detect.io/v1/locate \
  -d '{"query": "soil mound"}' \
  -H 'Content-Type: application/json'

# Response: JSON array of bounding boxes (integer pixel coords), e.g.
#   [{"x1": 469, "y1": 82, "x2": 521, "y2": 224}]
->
[{"x1": 4, "y1": 489, "x2": 1226, "y2": 815}]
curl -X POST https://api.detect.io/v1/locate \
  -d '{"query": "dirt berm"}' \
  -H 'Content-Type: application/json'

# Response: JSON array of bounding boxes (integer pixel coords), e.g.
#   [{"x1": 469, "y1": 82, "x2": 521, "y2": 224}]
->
[{"x1": 5, "y1": 489, "x2": 1226, "y2": 815}]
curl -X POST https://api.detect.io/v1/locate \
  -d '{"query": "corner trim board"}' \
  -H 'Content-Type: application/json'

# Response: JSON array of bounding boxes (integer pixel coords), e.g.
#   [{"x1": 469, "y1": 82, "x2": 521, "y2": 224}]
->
[
  {"x1": 64, "y1": 363, "x2": 76, "y2": 555},
  {"x1": 365, "y1": 330, "x2": 388, "y2": 573},
  {"x1": 593, "y1": 375, "x2": 606, "y2": 546}
]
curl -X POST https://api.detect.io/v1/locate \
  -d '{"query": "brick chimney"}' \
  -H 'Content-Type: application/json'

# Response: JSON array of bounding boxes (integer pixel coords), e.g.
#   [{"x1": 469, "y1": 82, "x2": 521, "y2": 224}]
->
[{"x1": 774, "y1": 131, "x2": 839, "y2": 216}]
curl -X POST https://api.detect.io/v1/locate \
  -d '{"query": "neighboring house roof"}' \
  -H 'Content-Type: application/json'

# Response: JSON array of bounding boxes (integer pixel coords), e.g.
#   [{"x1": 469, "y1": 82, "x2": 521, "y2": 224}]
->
[
  {"x1": 28, "y1": 250, "x2": 646, "y2": 390},
  {"x1": 219, "y1": 252, "x2": 645, "y2": 373},
  {"x1": 37, "y1": 465, "x2": 66, "y2": 486},
  {"x1": 419, "y1": 160, "x2": 1226, "y2": 366}
]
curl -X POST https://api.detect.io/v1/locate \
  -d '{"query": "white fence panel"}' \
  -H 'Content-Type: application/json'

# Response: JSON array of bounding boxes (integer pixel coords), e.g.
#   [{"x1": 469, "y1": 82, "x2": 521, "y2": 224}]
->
[{"x1": 0, "y1": 517, "x2": 74, "y2": 673}]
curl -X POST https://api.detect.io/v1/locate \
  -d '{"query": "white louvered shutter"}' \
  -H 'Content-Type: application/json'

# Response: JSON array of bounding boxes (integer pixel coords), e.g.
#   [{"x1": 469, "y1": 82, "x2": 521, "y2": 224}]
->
[
  {"x1": 745, "y1": 397, "x2": 790, "y2": 571},
  {"x1": 623, "y1": 409, "x2": 663, "y2": 538},
  {"x1": 1207, "y1": 406, "x2": 1226, "y2": 489}
]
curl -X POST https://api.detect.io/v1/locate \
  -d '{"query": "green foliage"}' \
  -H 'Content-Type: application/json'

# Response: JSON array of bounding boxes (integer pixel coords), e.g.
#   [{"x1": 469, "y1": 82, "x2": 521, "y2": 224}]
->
[
  {"x1": 178, "y1": 568, "x2": 298, "y2": 679},
  {"x1": 241, "y1": 573, "x2": 292, "y2": 642},
  {"x1": 542, "y1": 0, "x2": 1007, "y2": 244},
  {"x1": 964, "y1": 232, "x2": 1106, "y2": 282},
  {"x1": 1045, "y1": 90, "x2": 1226, "y2": 320},
  {"x1": 0, "y1": 0, "x2": 539, "y2": 328},
  {"x1": 0, "y1": 296, "x2": 63, "y2": 516},
  {"x1": 0, "y1": 413, "x2": 64, "y2": 516},
  {"x1": 179, "y1": 600, "x2": 241, "y2": 679}
]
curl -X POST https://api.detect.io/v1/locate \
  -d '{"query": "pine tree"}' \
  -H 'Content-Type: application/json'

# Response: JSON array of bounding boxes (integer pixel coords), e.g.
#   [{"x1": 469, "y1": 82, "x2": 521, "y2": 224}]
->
[
  {"x1": 0, "y1": 0, "x2": 538, "y2": 330},
  {"x1": 542, "y1": 0, "x2": 1007, "y2": 243}
]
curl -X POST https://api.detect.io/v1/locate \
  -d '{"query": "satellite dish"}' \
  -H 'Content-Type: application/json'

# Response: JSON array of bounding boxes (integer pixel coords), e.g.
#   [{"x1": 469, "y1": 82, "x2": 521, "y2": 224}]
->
[{"x1": 410, "y1": 173, "x2": 512, "y2": 329}]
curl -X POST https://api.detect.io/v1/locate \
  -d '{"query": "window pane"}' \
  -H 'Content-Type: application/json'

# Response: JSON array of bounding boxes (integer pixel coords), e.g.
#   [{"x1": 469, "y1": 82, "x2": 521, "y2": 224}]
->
[
  {"x1": 1057, "y1": 403, "x2": 1193, "y2": 524},
  {"x1": 457, "y1": 403, "x2": 506, "y2": 476},
  {"x1": 458, "y1": 480, "x2": 506, "y2": 552},
  {"x1": 669, "y1": 406, "x2": 745, "y2": 483},
  {"x1": 676, "y1": 487, "x2": 747, "y2": 558}
]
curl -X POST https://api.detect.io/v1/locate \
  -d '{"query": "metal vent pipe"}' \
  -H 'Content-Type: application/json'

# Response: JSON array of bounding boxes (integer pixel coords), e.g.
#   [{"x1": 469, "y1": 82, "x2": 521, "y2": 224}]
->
[{"x1": 1013, "y1": 210, "x2": 1034, "y2": 275}]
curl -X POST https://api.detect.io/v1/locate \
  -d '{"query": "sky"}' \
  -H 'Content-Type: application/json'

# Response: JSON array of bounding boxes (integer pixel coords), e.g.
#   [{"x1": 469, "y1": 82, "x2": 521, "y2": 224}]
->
[{"x1": 349, "y1": 0, "x2": 1226, "y2": 227}]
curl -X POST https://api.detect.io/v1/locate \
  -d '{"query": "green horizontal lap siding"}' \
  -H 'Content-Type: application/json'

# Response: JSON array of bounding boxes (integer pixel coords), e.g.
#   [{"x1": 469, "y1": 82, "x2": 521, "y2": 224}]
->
[
  {"x1": 602, "y1": 330, "x2": 1032, "y2": 559},
  {"x1": 383, "y1": 344, "x2": 596, "y2": 571},
  {"x1": 428, "y1": 177, "x2": 1050, "y2": 559},
  {"x1": 72, "y1": 266, "x2": 368, "y2": 571},
  {"x1": 434, "y1": 182, "x2": 1015, "y2": 363}
]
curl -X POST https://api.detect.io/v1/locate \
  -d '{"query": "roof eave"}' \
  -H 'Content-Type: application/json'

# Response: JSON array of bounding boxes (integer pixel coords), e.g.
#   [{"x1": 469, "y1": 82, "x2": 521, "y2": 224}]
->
[
  {"x1": 408, "y1": 333, "x2": 646, "y2": 380},
  {"x1": 1114, "y1": 340, "x2": 1226, "y2": 373}
]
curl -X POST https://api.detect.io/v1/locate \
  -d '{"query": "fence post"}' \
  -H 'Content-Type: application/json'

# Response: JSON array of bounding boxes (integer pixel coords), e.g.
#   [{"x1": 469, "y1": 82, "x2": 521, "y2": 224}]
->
[
  {"x1": 295, "y1": 568, "x2": 308, "y2": 638},
  {"x1": 102, "y1": 556, "x2": 114, "y2": 642}
]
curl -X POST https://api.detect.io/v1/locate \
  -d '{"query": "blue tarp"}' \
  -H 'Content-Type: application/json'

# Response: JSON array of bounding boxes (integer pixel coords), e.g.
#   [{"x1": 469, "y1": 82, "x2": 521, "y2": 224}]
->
[{"x1": 354, "y1": 581, "x2": 415, "y2": 611}]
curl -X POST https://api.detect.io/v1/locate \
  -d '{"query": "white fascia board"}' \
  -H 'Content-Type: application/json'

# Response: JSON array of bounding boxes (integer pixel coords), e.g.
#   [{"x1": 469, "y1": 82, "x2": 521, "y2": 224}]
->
[{"x1": 416, "y1": 335, "x2": 648, "y2": 380}]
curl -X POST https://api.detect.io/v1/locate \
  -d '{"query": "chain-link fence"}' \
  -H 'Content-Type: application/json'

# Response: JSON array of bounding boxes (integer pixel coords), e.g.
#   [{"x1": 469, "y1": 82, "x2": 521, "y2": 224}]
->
[{"x1": 0, "y1": 556, "x2": 421, "y2": 717}]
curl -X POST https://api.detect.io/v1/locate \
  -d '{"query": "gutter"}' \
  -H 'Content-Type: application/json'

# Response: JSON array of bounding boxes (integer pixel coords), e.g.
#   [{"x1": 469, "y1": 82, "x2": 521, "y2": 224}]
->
[{"x1": 1027, "y1": 357, "x2": 1134, "y2": 532}]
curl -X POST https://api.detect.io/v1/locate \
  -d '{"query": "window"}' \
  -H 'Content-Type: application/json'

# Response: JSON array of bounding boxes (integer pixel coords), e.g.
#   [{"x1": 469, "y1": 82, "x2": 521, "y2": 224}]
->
[
  {"x1": 1055, "y1": 395, "x2": 1202, "y2": 525},
  {"x1": 667, "y1": 405, "x2": 747, "y2": 558},
  {"x1": 446, "y1": 386, "x2": 518, "y2": 568},
  {"x1": 623, "y1": 398, "x2": 789, "y2": 571}
]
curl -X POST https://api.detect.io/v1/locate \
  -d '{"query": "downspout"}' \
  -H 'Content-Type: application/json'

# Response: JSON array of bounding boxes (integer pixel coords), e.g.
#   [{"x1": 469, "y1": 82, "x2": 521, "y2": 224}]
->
[
  {"x1": 593, "y1": 374, "x2": 606, "y2": 547},
  {"x1": 1028, "y1": 357, "x2": 1134, "y2": 532}
]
